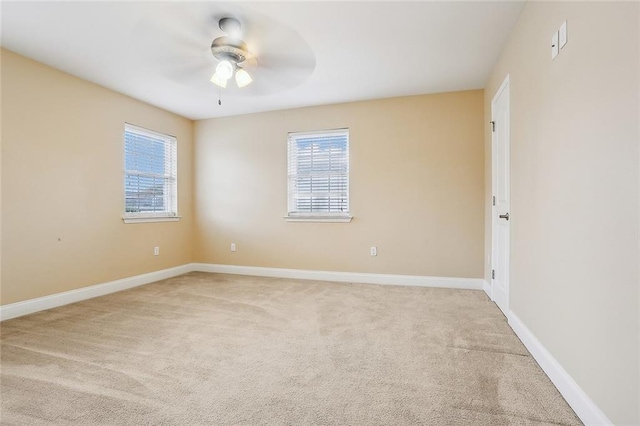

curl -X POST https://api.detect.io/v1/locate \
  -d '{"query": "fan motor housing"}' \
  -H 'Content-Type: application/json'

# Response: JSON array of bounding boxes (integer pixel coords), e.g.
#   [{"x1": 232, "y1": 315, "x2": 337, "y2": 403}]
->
[{"x1": 211, "y1": 36, "x2": 249, "y2": 64}]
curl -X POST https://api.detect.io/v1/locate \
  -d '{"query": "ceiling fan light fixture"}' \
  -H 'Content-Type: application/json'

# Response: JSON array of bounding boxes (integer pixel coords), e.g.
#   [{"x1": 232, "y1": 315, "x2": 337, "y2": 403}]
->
[
  {"x1": 210, "y1": 72, "x2": 228, "y2": 88},
  {"x1": 235, "y1": 68, "x2": 253, "y2": 88},
  {"x1": 215, "y1": 60, "x2": 234, "y2": 80}
]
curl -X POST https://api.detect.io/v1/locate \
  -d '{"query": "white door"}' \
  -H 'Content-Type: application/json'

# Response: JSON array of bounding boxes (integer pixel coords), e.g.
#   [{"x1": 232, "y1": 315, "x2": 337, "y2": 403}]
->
[{"x1": 491, "y1": 75, "x2": 510, "y2": 317}]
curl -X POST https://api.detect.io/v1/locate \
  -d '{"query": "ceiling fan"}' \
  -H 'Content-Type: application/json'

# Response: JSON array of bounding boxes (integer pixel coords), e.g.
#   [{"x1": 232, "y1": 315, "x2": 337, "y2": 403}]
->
[
  {"x1": 136, "y1": 6, "x2": 316, "y2": 97},
  {"x1": 210, "y1": 17, "x2": 255, "y2": 89}
]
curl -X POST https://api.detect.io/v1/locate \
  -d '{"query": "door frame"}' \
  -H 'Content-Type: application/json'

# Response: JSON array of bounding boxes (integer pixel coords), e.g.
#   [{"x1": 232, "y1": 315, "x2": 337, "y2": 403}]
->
[{"x1": 491, "y1": 74, "x2": 510, "y2": 313}]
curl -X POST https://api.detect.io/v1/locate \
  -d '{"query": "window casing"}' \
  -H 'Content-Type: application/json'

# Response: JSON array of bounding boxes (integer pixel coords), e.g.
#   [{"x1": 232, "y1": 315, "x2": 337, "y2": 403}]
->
[
  {"x1": 287, "y1": 129, "x2": 351, "y2": 222},
  {"x1": 123, "y1": 124, "x2": 178, "y2": 223}
]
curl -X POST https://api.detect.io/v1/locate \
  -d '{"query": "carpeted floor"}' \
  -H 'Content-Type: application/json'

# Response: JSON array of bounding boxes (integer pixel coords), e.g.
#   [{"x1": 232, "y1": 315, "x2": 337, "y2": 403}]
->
[{"x1": 0, "y1": 272, "x2": 580, "y2": 425}]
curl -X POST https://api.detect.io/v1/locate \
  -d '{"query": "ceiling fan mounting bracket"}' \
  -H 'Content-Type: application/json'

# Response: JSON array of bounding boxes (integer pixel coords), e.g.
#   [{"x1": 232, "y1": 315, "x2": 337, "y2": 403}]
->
[{"x1": 218, "y1": 17, "x2": 241, "y2": 35}]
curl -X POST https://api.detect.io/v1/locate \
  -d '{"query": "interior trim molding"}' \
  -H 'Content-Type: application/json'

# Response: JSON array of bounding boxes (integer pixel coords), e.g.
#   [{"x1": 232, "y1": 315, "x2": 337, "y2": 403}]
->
[
  {"x1": 122, "y1": 216, "x2": 181, "y2": 224},
  {"x1": 1, "y1": 263, "x2": 484, "y2": 322},
  {"x1": 482, "y1": 279, "x2": 492, "y2": 299},
  {"x1": 192, "y1": 263, "x2": 484, "y2": 290},
  {"x1": 0, "y1": 264, "x2": 193, "y2": 321},
  {"x1": 508, "y1": 311, "x2": 611, "y2": 426}
]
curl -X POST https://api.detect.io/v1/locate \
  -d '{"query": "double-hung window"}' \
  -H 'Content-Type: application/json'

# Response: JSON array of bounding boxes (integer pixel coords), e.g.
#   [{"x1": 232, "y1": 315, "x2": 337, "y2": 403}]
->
[
  {"x1": 286, "y1": 129, "x2": 351, "y2": 222},
  {"x1": 123, "y1": 123, "x2": 179, "y2": 223}
]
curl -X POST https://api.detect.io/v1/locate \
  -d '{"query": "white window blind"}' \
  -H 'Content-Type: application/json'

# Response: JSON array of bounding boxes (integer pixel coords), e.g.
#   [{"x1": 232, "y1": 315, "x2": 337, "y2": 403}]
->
[
  {"x1": 287, "y1": 129, "x2": 349, "y2": 217},
  {"x1": 124, "y1": 124, "x2": 178, "y2": 219}
]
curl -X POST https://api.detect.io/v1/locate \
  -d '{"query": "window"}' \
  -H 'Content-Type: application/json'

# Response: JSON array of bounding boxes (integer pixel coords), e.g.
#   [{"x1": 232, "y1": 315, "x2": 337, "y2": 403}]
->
[
  {"x1": 287, "y1": 129, "x2": 351, "y2": 222},
  {"x1": 123, "y1": 124, "x2": 178, "y2": 223}
]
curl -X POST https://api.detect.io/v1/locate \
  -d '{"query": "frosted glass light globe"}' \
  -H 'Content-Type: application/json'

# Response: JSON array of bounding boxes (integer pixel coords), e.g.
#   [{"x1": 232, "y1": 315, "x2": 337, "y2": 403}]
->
[{"x1": 215, "y1": 60, "x2": 234, "y2": 80}]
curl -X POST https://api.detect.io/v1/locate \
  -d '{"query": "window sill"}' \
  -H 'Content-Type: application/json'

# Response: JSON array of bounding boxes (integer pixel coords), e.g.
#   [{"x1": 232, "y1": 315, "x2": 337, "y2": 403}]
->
[
  {"x1": 284, "y1": 215, "x2": 353, "y2": 223},
  {"x1": 122, "y1": 216, "x2": 182, "y2": 224}
]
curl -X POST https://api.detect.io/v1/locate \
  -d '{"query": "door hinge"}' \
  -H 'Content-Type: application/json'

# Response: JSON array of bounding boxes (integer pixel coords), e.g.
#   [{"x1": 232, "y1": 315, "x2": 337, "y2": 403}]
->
[
  {"x1": 492, "y1": 195, "x2": 496, "y2": 206},
  {"x1": 490, "y1": 121, "x2": 495, "y2": 132},
  {"x1": 492, "y1": 269, "x2": 495, "y2": 280}
]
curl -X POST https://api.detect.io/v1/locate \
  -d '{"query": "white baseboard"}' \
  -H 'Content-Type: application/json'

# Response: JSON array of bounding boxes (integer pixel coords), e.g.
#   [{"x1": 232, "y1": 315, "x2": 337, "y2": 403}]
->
[
  {"x1": 1, "y1": 263, "x2": 483, "y2": 322},
  {"x1": 483, "y1": 279, "x2": 492, "y2": 299},
  {"x1": 508, "y1": 312, "x2": 612, "y2": 426},
  {"x1": 191, "y1": 263, "x2": 484, "y2": 290},
  {"x1": 0, "y1": 264, "x2": 193, "y2": 321}
]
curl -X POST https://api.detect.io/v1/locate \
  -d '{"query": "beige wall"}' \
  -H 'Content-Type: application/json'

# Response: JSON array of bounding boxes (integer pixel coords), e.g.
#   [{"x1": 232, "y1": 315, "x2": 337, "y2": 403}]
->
[
  {"x1": 1, "y1": 49, "x2": 194, "y2": 305},
  {"x1": 0, "y1": 50, "x2": 3, "y2": 297},
  {"x1": 194, "y1": 90, "x2": 484, "y2": 278},
  {"x1": 484, "y1": 2, "x2": 639, "y2": 424}
]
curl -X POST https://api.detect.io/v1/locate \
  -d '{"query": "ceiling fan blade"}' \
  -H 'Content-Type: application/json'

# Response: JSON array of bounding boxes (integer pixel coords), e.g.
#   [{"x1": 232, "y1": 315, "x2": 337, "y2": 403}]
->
[
  {"x1": 240, "y1": 12, "x2": 302, "y2": 54},
  {"x1": 131, "y1": 3, "x2": 230, "y2": 83},
  {"x1": 257, "y1": 53, "x2": 316, "y2": 72},
  {"x1": 165, "y1": 62, "x2": 215, "y2": 88},
  {"x1": 255, "y1": 66, "x2": 309, "y2": 86},
  {"x1": 222, "y1": 64, "x2": 309, "y2": 97},
  {"x1": 240, "y1": 56, "x2": 259, "y2": 69},
  {"x1": 131, "y1": 3, "x2": 316, "y2": 96}
]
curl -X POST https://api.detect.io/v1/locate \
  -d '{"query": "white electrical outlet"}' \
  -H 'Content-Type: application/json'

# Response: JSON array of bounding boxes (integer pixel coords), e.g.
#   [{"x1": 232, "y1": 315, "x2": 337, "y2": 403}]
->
[
  {"x1": 154, "y1": 246, "x2": 159, "y2": 256},
  {"x1": 230, "y1": 243, "x2": 236, "y2": 252},
  {"x1": 551, "y1": 31, "x2": 559, "y2": 59},
  {"x1": 370, "y1": 246, "x2": 377, "y2": 256},
  {"x1": 559, "y1": 21, "x2": 567, "y2": 49}
]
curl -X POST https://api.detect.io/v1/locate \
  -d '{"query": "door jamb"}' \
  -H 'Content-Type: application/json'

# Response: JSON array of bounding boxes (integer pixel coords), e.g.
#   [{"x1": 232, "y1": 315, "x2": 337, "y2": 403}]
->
[{"x1": 490, "y1": 74, "x2": 510, "y2": 305}]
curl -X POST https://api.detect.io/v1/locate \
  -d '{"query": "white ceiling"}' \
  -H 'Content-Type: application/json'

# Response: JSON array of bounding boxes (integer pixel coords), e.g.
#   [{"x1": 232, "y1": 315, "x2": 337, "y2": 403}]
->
[{"x1": 1, "y1": 1, "x2": 525, "y2": 120}]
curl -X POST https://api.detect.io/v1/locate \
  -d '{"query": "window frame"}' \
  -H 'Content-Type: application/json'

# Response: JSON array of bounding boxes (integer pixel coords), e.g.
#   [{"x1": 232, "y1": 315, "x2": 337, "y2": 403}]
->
[
  {"x1": 285, "y1": 128, "x2": 352, "y2": 223},
  {"x1": 122, "y1": 123, "x2": 180, "y2": 224}
]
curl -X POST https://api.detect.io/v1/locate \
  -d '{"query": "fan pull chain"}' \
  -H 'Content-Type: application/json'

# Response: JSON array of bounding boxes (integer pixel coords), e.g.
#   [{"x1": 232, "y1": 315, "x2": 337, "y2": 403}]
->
[{"x1": 218, "y1": 89, "x2": 222, "y2": 106}]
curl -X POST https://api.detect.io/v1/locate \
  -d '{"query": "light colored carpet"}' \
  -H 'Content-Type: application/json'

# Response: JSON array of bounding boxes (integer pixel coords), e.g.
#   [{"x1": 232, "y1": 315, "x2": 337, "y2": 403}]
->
[{"x1": 0, "y1": 272, "x2": 580, "y2": 425}]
